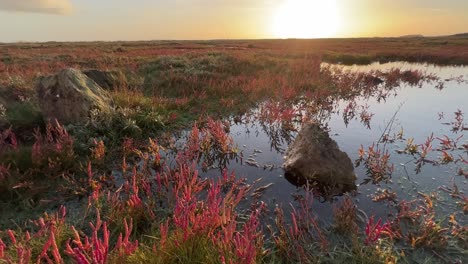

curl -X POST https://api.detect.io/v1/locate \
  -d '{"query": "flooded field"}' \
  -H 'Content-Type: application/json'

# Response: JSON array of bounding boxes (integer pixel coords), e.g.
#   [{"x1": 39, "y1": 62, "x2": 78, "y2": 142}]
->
[
  {"x1": 192, "y1": 62, "x2": 468, "y2": 225},
  {"x1": 2, "y1": 56, "x2": 467, "y2": 263},
  {"x1": 3, "y1": 2, "x2": 468, "y2": 262}
]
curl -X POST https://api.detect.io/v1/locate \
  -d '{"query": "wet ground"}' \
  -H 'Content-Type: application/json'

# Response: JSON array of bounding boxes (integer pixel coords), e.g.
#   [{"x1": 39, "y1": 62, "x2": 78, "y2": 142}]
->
[{"x1": 193, "y1": 62, "x2": 468, "y2": 224}]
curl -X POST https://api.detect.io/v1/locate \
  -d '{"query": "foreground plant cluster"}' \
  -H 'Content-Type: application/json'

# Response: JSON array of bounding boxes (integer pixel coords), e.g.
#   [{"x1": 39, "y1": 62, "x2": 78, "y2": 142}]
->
[
  {"x1": 0, "y1": 39, "x2": 467, "y2": 263},
  {"x1": 1, "y1": 118, "x2": 466, "y2": 263}
]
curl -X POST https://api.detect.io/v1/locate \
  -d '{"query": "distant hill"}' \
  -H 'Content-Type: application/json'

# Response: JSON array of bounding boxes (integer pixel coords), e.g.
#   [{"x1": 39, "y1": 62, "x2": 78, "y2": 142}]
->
[
  {"x1": 450, "y1": 33, "x2": 468, "y2": 38},
  {"x1": 399, "y1": 34, "x2": 424, "y2": 38}
]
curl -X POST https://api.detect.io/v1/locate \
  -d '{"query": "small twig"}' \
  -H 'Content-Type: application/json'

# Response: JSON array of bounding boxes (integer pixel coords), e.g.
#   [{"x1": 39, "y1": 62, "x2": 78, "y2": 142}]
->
[{"x1": 377, "y1": 102, "x2": 405, "y2": 153}]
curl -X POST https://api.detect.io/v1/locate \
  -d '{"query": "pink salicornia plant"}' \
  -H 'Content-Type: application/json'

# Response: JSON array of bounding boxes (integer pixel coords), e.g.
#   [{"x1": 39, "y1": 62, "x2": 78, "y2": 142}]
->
[
  {"x1": 65, "y1": 210, "x2": 138, "y2": 264},
  {"x1": 365, "y1": 216, "x2": 393, "y2": 245}
]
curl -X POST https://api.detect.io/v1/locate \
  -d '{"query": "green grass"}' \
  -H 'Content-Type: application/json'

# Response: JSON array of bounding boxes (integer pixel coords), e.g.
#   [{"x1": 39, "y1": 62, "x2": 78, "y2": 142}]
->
[
  {"x1": 127, "y1": 235, "x2": 221, "y2": 264},
  {"x1": 4, "y1": 102, "x2": 43, "y2": 131}
]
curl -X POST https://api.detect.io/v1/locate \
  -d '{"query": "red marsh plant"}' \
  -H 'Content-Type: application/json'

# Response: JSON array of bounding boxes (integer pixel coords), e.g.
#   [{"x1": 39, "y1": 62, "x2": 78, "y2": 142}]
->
[
  {"x1": 32, "y1": 120, "x2": 75, "y2": 172},
  {"x1": 205, "y1": 118, "x2": 233, "y2": 154},
  {"x1": 436, "y1": 134, "x2": 463, "y2": 151},
  {"x1": 0, "y1": 206, "x2": 139, "y2": 264},
  {"x1": 404, "y1": 137, "x2": 419, "y2": 155},
  {"x1": 257, "y1": 100, "x2": 302, "y2": 127},
  {"x1": 147, "y1": 137, "x2": 162, "y2": 168},
  {"x1": 342, "y1": 100, "x2": 357, "y2": 127},
  {"x1": 439, "y1": 182, "x2": 468, "y2": 214},
  {"x1": 216, "y1": 202, "x2": 266, "y2": 264},
  {"x1": 359, "y1": 104, "x2": 374, "y2": 129},
  {"x1": 448, "y1": 215, "x2": 468, "y2": 248},
  {"x1": 0, "y1": 231, "x2": 32, "y2": 264},
  {"x1": 137, "y1": 162, "x2": 264, "y2": 263},
  {"x1": 0, "y1": 121, "x2": 79, "y2": 198},
  {"x1": 451, "y1": 109, "x2": 466, "y2": 132},
  {"x1": 272, "y1": 190, "x2": 328, "y2": 263},
  {"x1": 231, "y1": 203, "x2": 265, "y2": 264},
  {"x1": 273, "y1": 86, "x2": 298, "y2": 102},
  {"x1": 371, "y1": 189, "x2": 397, "y2": 204},
  {"x1": 178, "y1": 118, "x2": 237, "y2": 170},
  {"x1": 364, "y1": 216, "x2": 393, "y2": 246},
  {"x1": 0, "y1": 206, "x2": 67, "y2": 264},
  {"x1": 408, "y1": 215, "x2": 449, "y2": 249},
  {"x1": 439, "y1": 150, "x2": 454, "y2": 164},
  {"x1": 324, "y1": 66, "x2": 435, "y2": 99},
  {"x1": 420, "y1": 133, "x2": 434, "y2": 159},
  {"x1": 356, "y1": 144, "x2": 394, "y2": 184},
  {"x1": 398, "y1": 130, "x2": 467, "y2": 173},
  {"x1": 341, "y1": 101, "x2": 375, "y2": 129},
  {"x1": 65, "y1": 211, "x2": 138, "y2": 264},
  {"x1": 393, "y1": 194, "x2": 450, "y2": 250},
  {"x1": 88, "y1": 164, "x2": 157, "y2": 226},
  {"x1": 170, "y1": 165, "x2": 250, "y2": 239},
  {"x1": 84, "y1": 138, "x2": 265, "y2": 263},
  {"x1": 332, "y1": 196, "x2": 358, "y2": 236},
  {"x1": 90, "y1": 139, "x2": 106, "y2": 164},
  {"x1": 34, "y1": 206, "x2": 68, "y2": 263},
  {"x1": 383, "y1": 69, "x2": 427, "y2": 88}
]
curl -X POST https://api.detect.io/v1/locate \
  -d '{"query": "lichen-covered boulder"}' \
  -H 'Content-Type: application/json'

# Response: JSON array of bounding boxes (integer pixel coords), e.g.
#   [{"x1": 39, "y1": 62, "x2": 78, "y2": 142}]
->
[
  {"x1": 283, "y1": 123, "x2": 356, "y2": 196},
  {"x1": 36, "y1": 68, "x2": 113, "y2": 124},
  {"x1": 83, "y1": 69, "x2": 127, "y2": 90}
]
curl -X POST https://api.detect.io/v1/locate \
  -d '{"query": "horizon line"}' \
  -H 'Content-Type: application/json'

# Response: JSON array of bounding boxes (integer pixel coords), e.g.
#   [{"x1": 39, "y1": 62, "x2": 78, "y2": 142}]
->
[{"x1": 1, "y1": 33, "x2": 467, "y2": 44}]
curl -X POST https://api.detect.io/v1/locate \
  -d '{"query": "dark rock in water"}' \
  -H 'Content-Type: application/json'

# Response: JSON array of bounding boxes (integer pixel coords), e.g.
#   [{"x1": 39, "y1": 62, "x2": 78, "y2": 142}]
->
[
  {"x1": 83, "y1": 69, "x2": 127, "y2": 90},
  {"x1": 36, "y1": 68, "x2": 113, "y2": 124},
  {"x1": 283, "y1": 123, "x2": 356, "y2": 196}
]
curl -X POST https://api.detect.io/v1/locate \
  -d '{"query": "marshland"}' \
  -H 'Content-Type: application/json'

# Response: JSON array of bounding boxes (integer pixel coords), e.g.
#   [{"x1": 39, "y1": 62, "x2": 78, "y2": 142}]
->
[{"x1": 1, "y1": 37, "x2": 467, "y2": 263}]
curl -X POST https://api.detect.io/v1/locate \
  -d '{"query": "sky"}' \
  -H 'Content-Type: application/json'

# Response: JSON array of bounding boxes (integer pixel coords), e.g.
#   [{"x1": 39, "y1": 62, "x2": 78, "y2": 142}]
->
[{"x1": 0, "y1": 0, "x2": 467, "y2": 42}]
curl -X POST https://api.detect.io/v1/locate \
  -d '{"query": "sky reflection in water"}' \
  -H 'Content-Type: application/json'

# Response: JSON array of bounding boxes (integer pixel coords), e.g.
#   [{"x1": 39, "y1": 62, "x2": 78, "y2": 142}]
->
[{"x1": 201, "y1": 62, "x2": 468, "y2": 223}]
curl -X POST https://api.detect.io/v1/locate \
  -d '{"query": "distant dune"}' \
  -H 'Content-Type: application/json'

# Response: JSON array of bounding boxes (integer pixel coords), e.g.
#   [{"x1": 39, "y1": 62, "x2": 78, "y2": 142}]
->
[
  {"x1": 450, "y1": 32, "x2": 468, "y2": 38},
  {"x1": 398, "y1": 33, "x2": 468, "y2": 38},
  {"x1": 399, "y1": 34, "x2": 424, "y2": 38}
]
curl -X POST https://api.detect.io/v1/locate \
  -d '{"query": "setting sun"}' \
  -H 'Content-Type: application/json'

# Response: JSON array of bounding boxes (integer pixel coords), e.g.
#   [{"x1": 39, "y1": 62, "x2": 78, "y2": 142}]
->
[{"x1": 272, "y1": 0, "x2": 341, "y2": 39}]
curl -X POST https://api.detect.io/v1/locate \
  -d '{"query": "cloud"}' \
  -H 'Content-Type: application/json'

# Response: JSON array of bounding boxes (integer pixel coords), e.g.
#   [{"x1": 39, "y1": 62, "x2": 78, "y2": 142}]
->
[{"x1": 0, "y1": 0, "x2": 73, "y2": 15}]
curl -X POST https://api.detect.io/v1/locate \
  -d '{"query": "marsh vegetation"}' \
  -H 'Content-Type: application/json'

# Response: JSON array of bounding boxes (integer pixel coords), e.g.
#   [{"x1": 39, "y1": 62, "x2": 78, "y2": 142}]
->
[{"x1": 0, "y1": 38, "x2": 467, "y2": 263}]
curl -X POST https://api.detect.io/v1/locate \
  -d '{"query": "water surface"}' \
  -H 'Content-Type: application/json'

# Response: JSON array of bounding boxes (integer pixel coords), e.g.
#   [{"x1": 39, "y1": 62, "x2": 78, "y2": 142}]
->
[{"x1": 199, "y1": 62, "x2": 468, "y2": 223}]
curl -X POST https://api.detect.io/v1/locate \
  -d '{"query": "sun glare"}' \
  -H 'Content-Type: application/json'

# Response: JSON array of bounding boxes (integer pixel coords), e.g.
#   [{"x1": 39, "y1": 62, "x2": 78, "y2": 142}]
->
[{"x1": 272, "y1": 0, "x2": 341, "y2": 39}]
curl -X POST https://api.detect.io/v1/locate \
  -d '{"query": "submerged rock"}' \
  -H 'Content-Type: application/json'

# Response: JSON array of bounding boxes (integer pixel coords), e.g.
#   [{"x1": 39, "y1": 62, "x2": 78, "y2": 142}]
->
[
  {"x1": 36, "y1": 68, "x2": 113, "y2": 124},
  {"x1": 83, "y1": 69, "x2": 127, "y2": 90},
  {"x1": 283, "y1": 123, "x2": 356, "y2": 196}
]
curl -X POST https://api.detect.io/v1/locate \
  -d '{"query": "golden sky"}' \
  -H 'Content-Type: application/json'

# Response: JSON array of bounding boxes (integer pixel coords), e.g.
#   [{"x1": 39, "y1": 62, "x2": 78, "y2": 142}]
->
[{"x1": 0, "y1": 0, "x2": 467, "y2": 41}]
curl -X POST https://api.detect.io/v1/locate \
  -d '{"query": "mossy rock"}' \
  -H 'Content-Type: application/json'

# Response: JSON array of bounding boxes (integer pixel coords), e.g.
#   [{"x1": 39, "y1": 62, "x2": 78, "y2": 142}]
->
[{"x1": 36, "y1": 68, "x2": 114, "y2": 124}]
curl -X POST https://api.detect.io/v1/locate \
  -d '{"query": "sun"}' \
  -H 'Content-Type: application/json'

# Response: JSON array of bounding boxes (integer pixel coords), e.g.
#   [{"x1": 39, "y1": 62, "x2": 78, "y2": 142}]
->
[{"x1": 272, "y1": 0, "x2": 341, "y2": 39}]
